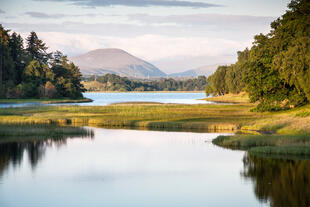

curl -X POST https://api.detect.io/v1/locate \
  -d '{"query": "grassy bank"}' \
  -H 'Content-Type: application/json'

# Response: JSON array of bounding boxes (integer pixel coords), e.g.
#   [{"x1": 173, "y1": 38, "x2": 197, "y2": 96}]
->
[
  {"x1": 0, "y1": 103, "x2": 258, "y2": 131},
  {"x1": 204, "y1": 92, "x2": 250, "y2": 103},
  {"x1": 1, "y1": 101, "x2": 310, "y2": 133},
  {"x1": 0, "y1": 124, "x2": 93, "y2": 137},
  {"x1": 213, "y1": 134, "x2": 310, "y2": 156},
  {"x1": 0, "y1": 98, "x2": 93, "y2": 104},
  {"x1": 1, "y1": 93, "x2": 310, "y2": 156}
]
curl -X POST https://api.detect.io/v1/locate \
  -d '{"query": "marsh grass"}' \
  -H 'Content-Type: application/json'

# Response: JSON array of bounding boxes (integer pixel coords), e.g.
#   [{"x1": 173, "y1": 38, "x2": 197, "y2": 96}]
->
[
  {"x1": 0, "y1": 98, "x2": 92, "y2": 104},
  {"x1": 213, "y1": 134, "x2": 310, "y2": 155},
  {"x1": 0, "y1": 104, "x2": 258, "y2": 131},
  {"x1": 203, "y1": 92, "x2": 250, "y2": 103},
  {"x1": 0, "y1": 124, "x2": 94, "y2": 140},
  {"x1": 1, "y1": 101, "x2": 310, "y2": 155}
]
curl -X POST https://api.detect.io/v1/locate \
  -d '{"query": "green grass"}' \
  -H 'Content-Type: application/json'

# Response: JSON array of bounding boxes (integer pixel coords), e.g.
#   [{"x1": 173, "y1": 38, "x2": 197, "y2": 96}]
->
[
  {"x1": 1, "y1": 102, "x2": 310, "y2": 133},
  {"x1": 0, "y1": 124, "x2": 93, "y2": 137},
  {"x1": 213, "y1": 134, "x2": 310, "y2": 156},
  {"x1": 1, "y1": 98, "x2": 310, "y2": 156},
  {"x1": 0, "y1": 98, "x2": 92, "y2": 104},
  {"x1": 203, "y1": 92, "x2": 250, "y2": 103},
  {"x1": 0, "y1": 103, "x2": 259, "y2": 131}
]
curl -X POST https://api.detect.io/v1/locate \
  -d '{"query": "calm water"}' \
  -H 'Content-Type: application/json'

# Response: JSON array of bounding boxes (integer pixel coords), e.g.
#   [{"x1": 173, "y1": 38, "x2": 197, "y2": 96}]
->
[
  {"x1": 0, "y1": 128, "x2": 259, "y2": 207},
  {"x1": 0, "y1": 92, "x2": 211, "y2": 108},
  {"x1": 80, "y1": 92, "x2": 211, "y2": 105},
  {"x1": 1, "y1": 128, "x2": 309, "y2": 207}
]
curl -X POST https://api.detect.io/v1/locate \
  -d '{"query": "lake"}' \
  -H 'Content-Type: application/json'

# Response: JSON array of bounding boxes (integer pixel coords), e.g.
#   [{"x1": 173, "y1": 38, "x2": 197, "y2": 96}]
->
[
  {"x1": 1, "y1": 127, "x2": 309, "y2": 207},
  {"x1": 0, "y1": 92, "x2": 211, "y2": 108}
]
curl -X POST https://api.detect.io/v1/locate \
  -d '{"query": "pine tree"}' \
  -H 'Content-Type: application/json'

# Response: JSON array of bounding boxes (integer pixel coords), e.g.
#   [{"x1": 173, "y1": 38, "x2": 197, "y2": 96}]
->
[{"x1": 26, "y1": 31, "x2": 51, "y2": 65}]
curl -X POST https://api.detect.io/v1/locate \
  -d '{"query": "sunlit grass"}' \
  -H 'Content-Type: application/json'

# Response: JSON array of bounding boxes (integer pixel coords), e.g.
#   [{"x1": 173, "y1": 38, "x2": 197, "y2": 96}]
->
[
  {"x1": 0, "y1": 103, "x2": 259, "y2": 131},
  {"x1": 0, "y1": 124, "x2": 93, "y2": 139},
  {"x1": 213, "y1": 134, "x2": 310, "y2": 156}
]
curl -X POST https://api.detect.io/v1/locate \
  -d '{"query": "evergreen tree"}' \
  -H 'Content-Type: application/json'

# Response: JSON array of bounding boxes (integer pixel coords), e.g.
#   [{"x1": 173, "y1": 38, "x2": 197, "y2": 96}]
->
[{"x1": 26, "y1": 32, "x2": 51, "y2": 65}]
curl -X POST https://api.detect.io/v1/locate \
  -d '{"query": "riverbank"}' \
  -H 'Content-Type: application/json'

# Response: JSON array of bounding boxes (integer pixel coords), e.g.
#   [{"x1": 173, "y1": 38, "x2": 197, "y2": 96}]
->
[
  {"x1": 85, "y1": 91, "x2": 205, "y2": 93},
  {"x1": 1, "y1": 93, "x2": 310, "y2": 156},
  {"x1": 1, "y1": 101, "x2": 310, "y2": 133},
  {"x1": 0, "y1": 98, "x2": 93, "y2": 104},
  {"x1": 0, "y1": 124, "x2": 93, "y2": 143},
  {"x1": 213, "y1": 134, "x2": 310, "y2": 157},
  {"x1": 203, "y1": 92, "x2": 250, "y2": 103}
]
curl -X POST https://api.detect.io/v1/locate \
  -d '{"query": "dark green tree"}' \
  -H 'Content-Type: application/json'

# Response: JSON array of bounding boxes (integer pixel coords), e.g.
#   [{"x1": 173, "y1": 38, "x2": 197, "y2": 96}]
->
[{"x1": 26, "y1": 31, "x2": 51, "y2": 65}]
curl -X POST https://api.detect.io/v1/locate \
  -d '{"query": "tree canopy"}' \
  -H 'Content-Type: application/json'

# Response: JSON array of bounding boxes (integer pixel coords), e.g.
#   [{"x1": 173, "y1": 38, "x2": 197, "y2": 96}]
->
[
  {"x1": 206, "y1": 0, "x2": 310, "y2": 111},
  {"x1": 84, "y1": 74, "x2": 207, "y2": 92},
  {"x1": 0, "y1": 26, "x2": 85, "y2": 99}
]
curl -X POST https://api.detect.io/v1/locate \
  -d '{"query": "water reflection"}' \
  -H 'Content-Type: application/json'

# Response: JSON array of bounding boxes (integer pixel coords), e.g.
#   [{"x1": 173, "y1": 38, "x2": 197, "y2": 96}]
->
[
  {"x1": 242, "y1": 153, "x2": 310, "y2": 207},
  {"x1": 0, "y1": 130, "x2": 94, "y2": 177}
]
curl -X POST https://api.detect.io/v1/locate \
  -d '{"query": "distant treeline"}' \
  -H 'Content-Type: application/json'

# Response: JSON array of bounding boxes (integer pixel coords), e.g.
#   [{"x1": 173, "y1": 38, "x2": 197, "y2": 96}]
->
[
  {"x1": 206, "y1": 0, "x2": 310, "y2": 111},
  {"x1": 84, "y1": 74, "x2": 207, "y2": 91},
  {"x1": 0, "y1": 25, "x2": 85, "y2": 99}
]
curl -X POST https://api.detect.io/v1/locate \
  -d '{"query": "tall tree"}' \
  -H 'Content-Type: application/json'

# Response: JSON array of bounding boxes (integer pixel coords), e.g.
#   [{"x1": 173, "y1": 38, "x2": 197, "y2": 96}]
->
[
  {"x1": 0, "y1": 25, "x2": 14, "y2": 97},
  {"x1": 26, "y1": 32, "x2": 51, "y2": 65},
  {"x1": 9, "y1": 32, "x2": 25, "y2": 84}
]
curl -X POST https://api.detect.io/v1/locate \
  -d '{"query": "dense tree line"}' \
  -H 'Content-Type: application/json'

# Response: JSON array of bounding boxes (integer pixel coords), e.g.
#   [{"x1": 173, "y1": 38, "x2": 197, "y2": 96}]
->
[
  {"x1": 0, "y1": 25, "x2": 85, "y2": 99},
  {"x1": 84, "y1": 74, "x2": 207, "y2": 91},
  {"x1": 206, "y1": 0, "x2": 310, "y2": 111}
]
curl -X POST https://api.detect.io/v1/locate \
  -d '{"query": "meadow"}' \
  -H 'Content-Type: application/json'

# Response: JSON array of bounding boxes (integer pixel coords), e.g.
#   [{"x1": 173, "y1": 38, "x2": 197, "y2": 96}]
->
[{"x1": 1, "y1": 93, "x2": 310, "y2": 155}]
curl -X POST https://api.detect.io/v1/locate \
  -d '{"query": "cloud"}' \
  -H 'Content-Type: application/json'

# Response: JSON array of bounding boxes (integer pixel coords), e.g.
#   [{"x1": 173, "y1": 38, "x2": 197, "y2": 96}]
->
[
  {"x1": 128, "y1": 13, "x2": 275, "y2": 29},
  {"x1": 3, "y1": 12, "x2": 272, "y2": 41},
  {"x1": 17, "y1": 31, "x2": 248, "y2": 71},
  {"x1": 24, "y1": 11, "x2": 98, "y2": 19},
  {"x1": 0, "y1": 9, "x2": 5, "y2": 14},
  {"x1": 21, "y1": 32, "x2": 241, "y2": 59},
  {"x1": 36, "y1": 0, "x2": 221, "y2": 8},
  {"x1": 25, "y1": 12, "x2": 65, "y2": 19}
]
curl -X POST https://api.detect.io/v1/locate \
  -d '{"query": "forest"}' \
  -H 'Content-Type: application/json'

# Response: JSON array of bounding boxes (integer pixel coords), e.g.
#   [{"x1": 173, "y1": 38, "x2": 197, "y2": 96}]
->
[
  {"x1": 0, "y1": 25, "x2": 85, "y2": 99},
  {"x1": 206, "y1": 0, "x2": 310, "y2": 111},
  {"x1": 84, "y1": 74, "x2": 207, "y2": 91}
]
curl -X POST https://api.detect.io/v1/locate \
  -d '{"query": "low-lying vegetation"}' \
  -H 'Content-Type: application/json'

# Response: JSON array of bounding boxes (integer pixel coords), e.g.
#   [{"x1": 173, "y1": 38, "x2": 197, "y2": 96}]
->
[
  {"x1": 0, "y1": 98, "x2": 92, "y2": 104},
  {"x1": 213, "y1": 134, "x2": 310, "y2": 156},
  {"x1": 0, "y1": 124, "x2": 93, "y2": 141},
  {"x1": 204, "y1": 92, "x2": 250, "y2": 103},
  {"x1": 0, "y1": 103, "x2": 258, "y2": 131}
]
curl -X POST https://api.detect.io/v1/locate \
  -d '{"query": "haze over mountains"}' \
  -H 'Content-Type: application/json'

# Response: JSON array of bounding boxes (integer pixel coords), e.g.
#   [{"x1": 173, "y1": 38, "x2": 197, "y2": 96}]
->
[
  {"x1": 70, "y1": 48, "x2": 223, "y2": 78},
  {"x1": 169, "y1": 64, "x2": 224, "y2": 78},
  {"x1": 70, "y1": 48, "x2": 166, "y2": 78}
]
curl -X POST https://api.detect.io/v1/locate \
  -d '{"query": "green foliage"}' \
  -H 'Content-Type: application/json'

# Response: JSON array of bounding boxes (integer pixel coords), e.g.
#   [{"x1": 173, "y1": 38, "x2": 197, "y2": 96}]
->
[
  {"x1": 206, "y1": 0, "x2": 310, "y2": 111},
  {"x1": 85, "y1": 73, "x2": 207, "y2": 91},
  {"x1": 0, "y1": 25, "x2": 85, "y2": 99}
]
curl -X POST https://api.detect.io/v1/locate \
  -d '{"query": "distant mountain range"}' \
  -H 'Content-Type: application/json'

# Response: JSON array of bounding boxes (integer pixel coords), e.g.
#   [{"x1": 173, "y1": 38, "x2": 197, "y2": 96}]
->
[
  {"x1": 70, "y1": 48, "x2": 225, "y2": 78},
  {"x1": 70, "y1": 48, "x2": 166, "y2": 78},
  {"x1": 169, "y1": 64, "x2": 225, "y2": 78}
]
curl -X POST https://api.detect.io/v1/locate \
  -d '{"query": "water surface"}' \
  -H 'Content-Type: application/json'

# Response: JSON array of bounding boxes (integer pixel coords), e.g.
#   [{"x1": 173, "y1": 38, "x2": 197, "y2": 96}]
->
[
  {"x1": 0, "y1": 92, "x2": 210, "y2": 108},
  {"x1": 74, "y1": 92, "x2": 210, "y2": 106},
  {"x1": 0, "y1": 128, "x2": 265, "y2": 207}
]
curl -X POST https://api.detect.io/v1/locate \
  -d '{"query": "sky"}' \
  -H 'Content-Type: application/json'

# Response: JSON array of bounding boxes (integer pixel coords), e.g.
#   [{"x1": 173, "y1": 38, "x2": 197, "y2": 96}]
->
[{"x1": 0, "y1": 0, "x2": 291, "y2": 73}]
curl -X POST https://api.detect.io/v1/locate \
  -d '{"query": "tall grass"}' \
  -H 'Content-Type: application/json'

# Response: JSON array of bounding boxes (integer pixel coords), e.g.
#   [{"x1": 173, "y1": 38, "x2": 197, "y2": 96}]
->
[
  {"x1": 0, "y1": 124, "x2": 94, "y2": 140},
  {"x1": 213, "y1": 134, "x2": 310, "y2": 156},
  {"x1": 0, "y1": 104, "x2": 258, "y2": 132}
]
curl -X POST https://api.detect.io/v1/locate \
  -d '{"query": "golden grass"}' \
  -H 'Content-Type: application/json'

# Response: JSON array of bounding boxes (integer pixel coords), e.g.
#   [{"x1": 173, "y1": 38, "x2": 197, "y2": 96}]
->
[
  {"x1": 1, "y1": 96, "x2": 310, "y2": 133},
  {"x1": 204, "y1": 92, "x2": 250, "y2": 103},
  {"x1": 0, "y1": 103, "x2": 258, "y2": 131}
]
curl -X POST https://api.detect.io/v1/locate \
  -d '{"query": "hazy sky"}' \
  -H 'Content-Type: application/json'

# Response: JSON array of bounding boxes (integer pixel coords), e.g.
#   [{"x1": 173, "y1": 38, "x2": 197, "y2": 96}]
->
[{"x1": 0, "y1": 0, "x2": 290, "y2": 73}]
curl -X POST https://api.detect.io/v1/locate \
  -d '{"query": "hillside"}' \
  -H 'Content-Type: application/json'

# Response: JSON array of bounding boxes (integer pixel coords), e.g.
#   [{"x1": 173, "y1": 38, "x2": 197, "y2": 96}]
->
[
  {"x1": 70, "y1": 48, "x2": 166, "y2": 78},
  {"x1": 169, "y1": 64, "x2": 226, "y2": 77}
]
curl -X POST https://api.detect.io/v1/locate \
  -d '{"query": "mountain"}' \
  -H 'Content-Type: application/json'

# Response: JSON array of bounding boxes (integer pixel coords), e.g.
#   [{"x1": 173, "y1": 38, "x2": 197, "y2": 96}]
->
[
  {"x1": 70, "y1": 48, "x2": 166, "y2": 78},
  {"x1": 169, "y1": 64, "x2": 226, "y2": 78}
]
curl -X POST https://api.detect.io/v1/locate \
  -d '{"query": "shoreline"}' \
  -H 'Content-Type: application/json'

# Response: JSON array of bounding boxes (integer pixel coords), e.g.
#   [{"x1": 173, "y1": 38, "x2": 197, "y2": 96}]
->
[
  {"x1": 0, "y1": 98, "x2": 93, "y2": 104},
  {"x1": 84, "y1": 91, "x2": 205, "y2": 93},
  {"x1": 1, "y1": 93, "x2": 310, "y2": 157}
]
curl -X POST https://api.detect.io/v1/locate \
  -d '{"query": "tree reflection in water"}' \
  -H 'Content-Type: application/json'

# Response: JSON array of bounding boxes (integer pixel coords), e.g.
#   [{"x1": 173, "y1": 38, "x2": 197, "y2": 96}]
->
[
  {"x1": 0, "y1": 129, "x2": 94, "y2": 177},
  {"x1": 242, "y1": 153, "x2": 310, "y2": 207}
]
